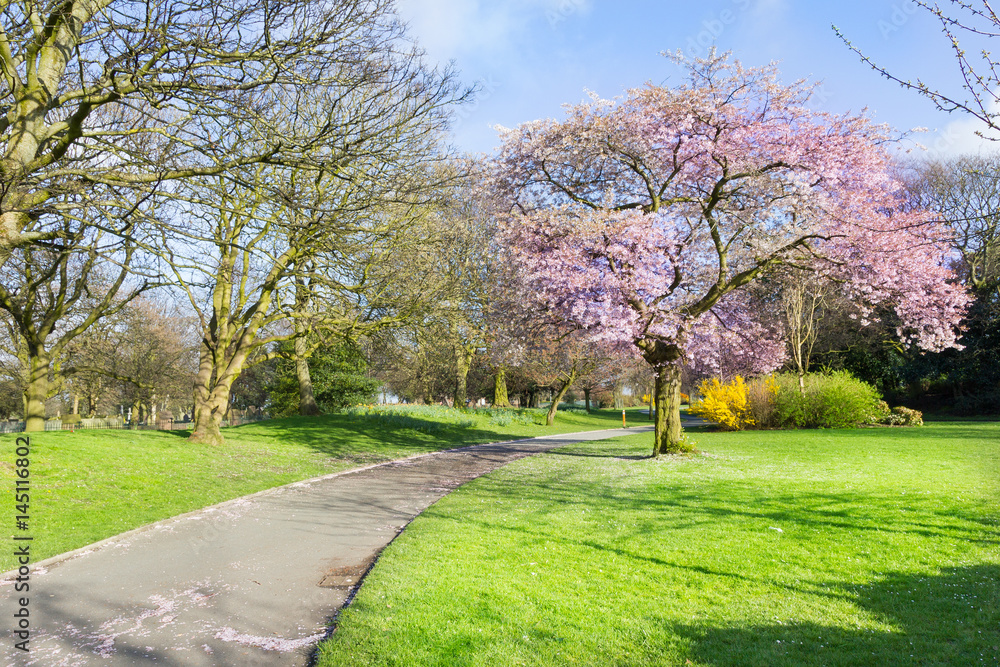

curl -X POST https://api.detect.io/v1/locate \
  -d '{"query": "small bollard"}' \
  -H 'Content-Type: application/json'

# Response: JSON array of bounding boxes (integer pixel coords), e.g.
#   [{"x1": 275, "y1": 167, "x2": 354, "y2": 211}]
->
[{"x1": 622, "y1": 410, "x2": 627, "y2": 428}]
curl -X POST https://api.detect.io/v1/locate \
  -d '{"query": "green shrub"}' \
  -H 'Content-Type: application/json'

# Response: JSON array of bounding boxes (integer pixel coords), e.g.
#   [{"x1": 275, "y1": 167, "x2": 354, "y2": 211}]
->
[
  {"x1": 884, "y1": 406, "x2": 923, "y2": 426},
  {"x1": 63, "y1": 413, "x2": 82, "y2": 425},
  {"x1": 268, "y1": 337, "x2": 380, "y2": 416},
  {"x1": 812, "y1": 371, "x2": 884, "y2": 428},
  {"x1": 751, "y1": 371, "x2": 883, "y2": 430},
  {"x1": 770, "y1": 374, "x2": 809, "y2": 428},
  {"x1": 871, "y1": 400, "x2": 892, "y2": 425}
]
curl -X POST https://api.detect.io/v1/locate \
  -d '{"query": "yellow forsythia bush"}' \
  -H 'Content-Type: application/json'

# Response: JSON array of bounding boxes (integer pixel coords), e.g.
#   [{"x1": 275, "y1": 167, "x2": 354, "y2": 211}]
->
[{"x1": 690, "y1": 376, "x2": 755, "y2": 430}]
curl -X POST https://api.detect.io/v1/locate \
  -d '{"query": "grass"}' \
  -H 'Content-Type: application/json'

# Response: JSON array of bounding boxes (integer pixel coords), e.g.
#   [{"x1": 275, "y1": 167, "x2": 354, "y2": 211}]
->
[
  {"x1": 316, "y1": 421, "x2": 1000, "y2": 667},
  {"x1": 0, "y1": 405, "x2": 632, "y2": 572}
]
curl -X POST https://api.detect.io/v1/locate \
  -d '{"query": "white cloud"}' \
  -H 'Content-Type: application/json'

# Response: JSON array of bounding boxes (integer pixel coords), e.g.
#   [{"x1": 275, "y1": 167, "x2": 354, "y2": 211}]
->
[
  {"x1": 395, "y1": 0, "x2": 592, "y2": 64},
  {"x1": 922, "y1": 94, "x2": 1000, "y2": 157},
  {"x1": 925, "y1": 114, "x2": 1000, "y2": 157},
  {"x1": 751, "y1": 0, "x2": 787, "y2": 18},
  {"x1": 396, "y1": 0, "x2": 508, "y2": 61}
]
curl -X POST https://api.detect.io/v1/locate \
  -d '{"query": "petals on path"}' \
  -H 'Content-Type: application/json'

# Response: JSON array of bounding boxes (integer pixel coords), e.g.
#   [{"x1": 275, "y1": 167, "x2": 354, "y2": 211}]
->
[{"x1": 213, "y1": 627, "x2": 326, "y2": 652}]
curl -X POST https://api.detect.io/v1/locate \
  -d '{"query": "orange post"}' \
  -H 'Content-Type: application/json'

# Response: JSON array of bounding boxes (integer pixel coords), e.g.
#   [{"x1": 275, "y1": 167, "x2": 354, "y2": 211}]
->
[{"x1": 622, "y1": 410, "x2": 627, "y2": 428}]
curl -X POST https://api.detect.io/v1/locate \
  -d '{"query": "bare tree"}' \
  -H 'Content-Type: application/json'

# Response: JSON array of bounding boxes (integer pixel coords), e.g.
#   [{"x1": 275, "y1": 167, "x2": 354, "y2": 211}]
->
[
  {"x1": 422, "y1": 166, "x2": 504, "y2": 408},
  {"x1": 910, "y1": 153, "x2": 1000, "y2": 299},
  {"x1": 169, "y1": 157, "x2": 455, "y2": 444},
  {"x1": 836, "y1": 2, "x2": 1000, "y2": 135},
  {"x1": 778, "y1": 272, "x2": 828, "y2": 394},
  {"x1": 0, "y1": 219, "x2": 150, "y2": 430},
  {"x1": 0, "y1": 311, "x2": 28, "y2": 417},
  {"x1": 0, "y1": 0, "x2": 455, "y2": 265},
  {"x1": 67, "y1": 296, "x2": 199, "y2": 422}
]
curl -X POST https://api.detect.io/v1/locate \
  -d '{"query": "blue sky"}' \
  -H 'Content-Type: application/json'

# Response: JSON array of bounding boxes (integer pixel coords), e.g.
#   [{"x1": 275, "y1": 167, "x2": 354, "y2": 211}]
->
[{"x1": 395, "y1": 0, "x2": 999, "y2": 157}]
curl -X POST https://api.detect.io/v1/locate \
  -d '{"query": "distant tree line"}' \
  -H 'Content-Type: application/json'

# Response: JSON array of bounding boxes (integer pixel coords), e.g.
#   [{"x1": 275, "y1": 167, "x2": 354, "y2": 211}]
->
[{"x1": 1, "y1": 0, "x2": 997, "y2": 445}]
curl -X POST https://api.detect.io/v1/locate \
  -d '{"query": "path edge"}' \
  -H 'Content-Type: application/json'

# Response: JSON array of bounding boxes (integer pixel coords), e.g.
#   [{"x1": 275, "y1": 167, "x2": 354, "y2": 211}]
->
[{"x1": 2, "y1": 426, "x2": 651, "y2": 580}]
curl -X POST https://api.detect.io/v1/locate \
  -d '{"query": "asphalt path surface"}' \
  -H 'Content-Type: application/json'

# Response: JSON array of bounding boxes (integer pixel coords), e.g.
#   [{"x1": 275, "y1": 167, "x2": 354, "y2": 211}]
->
[{"x1": 3, "y1": 426, "x2": 655, "y2": 666}]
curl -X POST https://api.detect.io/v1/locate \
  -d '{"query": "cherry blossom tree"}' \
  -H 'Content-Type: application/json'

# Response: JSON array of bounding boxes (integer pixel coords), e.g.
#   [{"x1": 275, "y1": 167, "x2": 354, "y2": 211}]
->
[
  {"x1": 495, "y1": 52, "x2": 969, "y2": 456},
  {"x1": 683, "y1": 290, "x2": 787, "y2": 385}
]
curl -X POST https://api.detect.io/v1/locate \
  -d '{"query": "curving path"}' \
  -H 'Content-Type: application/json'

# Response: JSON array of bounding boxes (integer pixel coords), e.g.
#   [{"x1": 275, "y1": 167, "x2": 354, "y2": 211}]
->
[{"x1": 3, "y1": 426, "x2": 652, "y2": 667}]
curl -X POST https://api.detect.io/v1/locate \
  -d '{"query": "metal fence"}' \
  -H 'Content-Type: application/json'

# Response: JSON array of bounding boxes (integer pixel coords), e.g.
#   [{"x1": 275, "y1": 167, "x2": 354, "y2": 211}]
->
[{"x1": 0, "y1": 413, "x2": 270, "y2": 434}]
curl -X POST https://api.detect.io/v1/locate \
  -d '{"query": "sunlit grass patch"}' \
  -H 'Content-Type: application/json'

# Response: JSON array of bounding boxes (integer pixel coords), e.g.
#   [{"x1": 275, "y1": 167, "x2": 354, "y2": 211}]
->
[{"x1": 317, "y1": 422, "x2": 1000, "y2": 667}]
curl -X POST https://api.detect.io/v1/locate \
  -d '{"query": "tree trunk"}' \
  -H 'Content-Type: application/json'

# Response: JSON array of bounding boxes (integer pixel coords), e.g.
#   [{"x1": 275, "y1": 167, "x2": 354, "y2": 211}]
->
[
  {"x1": 23, "y1": 349, "x2": 50, "y2": 432},
  {"x1": 493, "y1": 366, "x2": 511, "y2": 407},
  {"x1": 653, "y1": 362, "x2": 684, "y2": 456},
  {"x1": 454, "y1": 344, "x2": 472, "y2": 408},
  {"x1": 613, "y1": 382, "x2": 625, "y2": 410},
  {"x1": 546, "y1": 378, "x2": 574, "y2": 426},
  {"x1": 190, "y1": 348, "x2": 236, "y2": 445},
  {"x1": 638, "y1": 337, "x2": 686, "y2": 456},
  {"x1": 87, "y1": 379, "x2": 101, "y2": 417},
  {"x1": 191, "y1": 394, "x2": 227, "y2": 445},
  {"x1": 294, "y1": 333, "x2": 320, "y2": 416},
  {"x1": 648, "y1": 380, "x2": 654, "y2": 420},
  {"x1": 292, "y1": 275, "x2": 320, "y2": 416},
  {"x1": 584, "y1": 387, "x2": 591, "y2": 412},
  {"x1": 72, "y1": 394, "x2": 80, "y2": 415}
]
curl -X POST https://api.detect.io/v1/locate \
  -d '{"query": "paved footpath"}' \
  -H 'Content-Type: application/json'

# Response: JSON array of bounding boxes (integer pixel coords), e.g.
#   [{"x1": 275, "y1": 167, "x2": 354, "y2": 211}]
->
[{"x1": 3, "y1": 426, "x2": 651, "y2": 667}]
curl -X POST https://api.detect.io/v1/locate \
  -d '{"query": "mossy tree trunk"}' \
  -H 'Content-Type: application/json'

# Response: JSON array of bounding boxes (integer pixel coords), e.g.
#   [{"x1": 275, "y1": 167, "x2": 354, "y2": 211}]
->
[
  {"x1": 294, "y1": 333, "x2": 320, "y2": 416},
  {"x1": 638, "y1": 338, "x2": 685, "y2": 456},
  {"x1": 493, "y1": 366, "x2": 511, "y2": 407},
  {"x1": 454, "y1": 343, "x2": 473, "y2": 408},
  {"x1": 294, "y1": 277, "x2": 320, "y2": 416},
  {"x1": 545, "y1": 370, "x2": 578, "y2": 426},
  {"x1": 23, "y1": 347, "x2": 50, "y2": 432},
  {"x1": 190, "y1": 341, "x2": 248, "y2": 446},
  {"x1": 653, "y1": 362, "x2": 684, "y2": 455}
]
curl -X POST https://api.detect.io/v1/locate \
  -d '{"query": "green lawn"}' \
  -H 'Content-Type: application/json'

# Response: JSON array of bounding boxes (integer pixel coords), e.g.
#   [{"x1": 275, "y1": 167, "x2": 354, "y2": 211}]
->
[
  {"x1": 0, "y1": 405, "x2": 629, "y2": 572},
  {"x1": 317, "y1": 422, "x2": 1000, "y2": 667}
]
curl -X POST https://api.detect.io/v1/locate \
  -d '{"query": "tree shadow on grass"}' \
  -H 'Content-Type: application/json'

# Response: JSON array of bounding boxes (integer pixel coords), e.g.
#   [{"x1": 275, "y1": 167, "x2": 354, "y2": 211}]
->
[
  {"x1": 425, "y1": 476, "x2": 999, "y2": 664},
  {"x1": 449, "y1": 469, "x2": 1000, "y2": 558},
  {"x1": 548, "y1": 450, "x2": 653, "y2": 461},
  {"x1": 673, "y1": 564, "x2": 1000, "y2": 666},
  {"x1": 217, "y1": 409, "x2": 628, "y2": 460}
]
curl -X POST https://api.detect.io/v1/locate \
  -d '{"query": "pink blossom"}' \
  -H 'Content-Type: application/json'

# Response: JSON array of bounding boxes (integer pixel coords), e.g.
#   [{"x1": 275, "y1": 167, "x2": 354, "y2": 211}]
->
[{"x1": 494, "y1": 52, "x2": 969, "y2": 382}]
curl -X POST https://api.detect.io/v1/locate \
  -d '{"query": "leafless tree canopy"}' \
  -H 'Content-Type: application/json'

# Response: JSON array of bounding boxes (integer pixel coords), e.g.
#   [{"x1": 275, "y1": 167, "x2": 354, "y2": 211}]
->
[
  {"x1": 908, "y1": 153, "x2": 1000, "y2": 297},
  {"x1": 836, "y1": 1, "x2": 1000, "y2": 135},
  {"x1": 0, "y1": 0, "x2": 462, "y2": 263}
]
